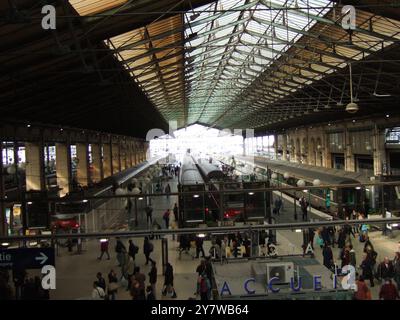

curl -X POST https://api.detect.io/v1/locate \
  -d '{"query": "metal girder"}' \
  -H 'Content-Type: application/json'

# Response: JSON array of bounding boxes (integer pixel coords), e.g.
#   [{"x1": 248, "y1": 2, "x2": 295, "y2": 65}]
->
[
  {"x1": 259, "y1": 0, "x2": 400, "y2": 43},
  {"x1": 251, "y1": 14, "x2": 378, "y2": 57}
]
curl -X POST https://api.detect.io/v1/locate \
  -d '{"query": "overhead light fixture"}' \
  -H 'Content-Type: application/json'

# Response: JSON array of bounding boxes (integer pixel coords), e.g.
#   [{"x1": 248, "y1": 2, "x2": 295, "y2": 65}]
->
[
  {"x1": 386, "y1": 114, "x2": 390, "y2": 118},
  {"x1": 82, "y1": 199, "x2": 88, "y2": 203},
  {"x1": 355, "y1": 186, "x2": 361, "y2": 190},
  {"x1": 27, "y1": 201, "x2": 32, "y2": 205},
  {"x1": 248, "y1": 192, "x2": 254, "y2": 195},
  {"x1": 352, "y1": 119, "x2": 356, "y2": 123},
  {"x1": 373, "y1": 92, "x2": 391, "y2": 98},
  {"x1": 193, "y1": 194, "x2": 200, "y2": 198},
  {"x1": 1, "y1": 242, "x2": 10, "y2": 246},
  {"x1": 295, "y1": 229, "x2": 302, "y2": 233},
  {"x1": 138, "y1": 197, "x2": 144, "y2": 200},
  {"x1": 197, "y1": 233, "x2": 206, "y2": 238},
  {"x1": 27, "y1": 124, "x2": 31, "y2": 128},
  {"x1": 99, "y1": 239, "x2": 108, "y2": 243},
  {"x1": 345, "y1": 63, "x2": 359, "y2": 113}
]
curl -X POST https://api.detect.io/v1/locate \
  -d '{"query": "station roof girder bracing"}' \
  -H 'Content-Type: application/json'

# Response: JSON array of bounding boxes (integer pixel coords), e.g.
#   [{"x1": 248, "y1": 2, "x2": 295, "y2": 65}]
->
[{"x1": 2, "y1": 0, "x2": 400, "y2": 137}]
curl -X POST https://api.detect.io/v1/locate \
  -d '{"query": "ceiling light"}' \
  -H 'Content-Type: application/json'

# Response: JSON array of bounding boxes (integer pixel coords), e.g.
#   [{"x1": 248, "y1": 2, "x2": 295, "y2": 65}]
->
[
  {"x1": 27, "y1": 124, "x2": 31, "y2": 128},
  {"x1": 386, "y1": 114, "x2": 390, "y2": 118},
  {"x1": 248, "y1": 192, "x2": 254, "y2": 195},
  {"x1": 373, "y1": 92, "x2": 391, "y2": 98},
  {"x1": 352, "y1": 119, "x2": 356, "y2": 123},
  {"x1": 346, "y1": 102, "x2": 359, "y2": 113}
]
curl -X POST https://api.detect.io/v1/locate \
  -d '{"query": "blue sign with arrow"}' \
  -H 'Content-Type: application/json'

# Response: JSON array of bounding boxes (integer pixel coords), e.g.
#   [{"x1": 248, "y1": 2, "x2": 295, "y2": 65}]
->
[{"x1": 0, "y1": 247, "x2": 55, "y2": 269}]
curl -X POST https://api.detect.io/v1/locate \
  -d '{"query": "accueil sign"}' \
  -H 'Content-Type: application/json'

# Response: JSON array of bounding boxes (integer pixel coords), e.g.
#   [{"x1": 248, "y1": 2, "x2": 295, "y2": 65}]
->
[{"x1": 219, "y1": 265, "x2": 356, "y2": 296}]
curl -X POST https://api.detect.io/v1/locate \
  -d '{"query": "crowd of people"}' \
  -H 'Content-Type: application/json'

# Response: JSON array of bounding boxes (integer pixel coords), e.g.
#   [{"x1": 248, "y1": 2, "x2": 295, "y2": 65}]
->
[
  {"x1": 0, "y1": 268, "x2": 49, "y2": 300},
  {"x1": 309, "y1": 221, "x2": 400, "y2": 300},
  {"x1": 94, "y1": 236, "x2": 177, "y2": 300}
]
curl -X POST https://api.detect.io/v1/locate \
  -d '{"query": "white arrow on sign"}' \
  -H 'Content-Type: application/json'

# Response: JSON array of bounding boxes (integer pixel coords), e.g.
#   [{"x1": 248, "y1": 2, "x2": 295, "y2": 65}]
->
[{"x1": 35, "y1": 252, "x2": 48, "y2": 265}]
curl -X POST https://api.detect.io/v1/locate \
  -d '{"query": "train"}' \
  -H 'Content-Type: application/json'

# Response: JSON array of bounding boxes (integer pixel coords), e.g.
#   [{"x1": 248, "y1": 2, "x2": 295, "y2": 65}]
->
[
  {"x1": 235, "y1": 156, "x2": 371, "y2": 218},
  {"x1": 178, "y1": 155, "x2": 271, "y2": 226}
]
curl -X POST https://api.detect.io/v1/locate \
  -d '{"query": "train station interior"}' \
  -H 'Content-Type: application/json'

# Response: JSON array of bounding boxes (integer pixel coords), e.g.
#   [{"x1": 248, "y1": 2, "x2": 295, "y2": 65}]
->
[{"x1": 1, "y1": 0, "x2": 400, "y2": 302}]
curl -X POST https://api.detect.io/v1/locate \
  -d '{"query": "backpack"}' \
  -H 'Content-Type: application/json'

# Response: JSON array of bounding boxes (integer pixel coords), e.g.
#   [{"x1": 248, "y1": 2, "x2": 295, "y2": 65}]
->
[
  {"x1": 134, "y1": 245, "x2": 139, "y2": 254},
  {"x1": 148, "y1": 242, "x2": 154, "y2": 252},
  {"x1": 199, "y1": 276, "x2": 210, "y2": 293}
]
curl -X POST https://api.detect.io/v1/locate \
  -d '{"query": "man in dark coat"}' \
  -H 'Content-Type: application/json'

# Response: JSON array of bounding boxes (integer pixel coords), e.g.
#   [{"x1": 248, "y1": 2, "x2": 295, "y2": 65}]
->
[
  {"x1": 377, "y1": 257, "x2": 395, "y2": 281},
  {"x1": 322, "y1": 244, "x2": 334, "y2": 270},
  {"x1": 162, "y1": 263, "x2": 177, "y2": 298}
]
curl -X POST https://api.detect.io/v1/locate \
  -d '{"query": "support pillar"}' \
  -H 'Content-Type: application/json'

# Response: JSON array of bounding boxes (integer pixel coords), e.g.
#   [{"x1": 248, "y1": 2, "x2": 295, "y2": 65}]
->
[
  {"x1": 56, "y1": 143, "x2": 72, "y2": 197},
  {"x1": 112, "y1": 143, "x2": 120, "y2": 174},
  {"x1": 274, "y1": 134, "x2": 278, "y2": 160},
  {"x1": 323, "y1": 134, "x2": 331, "y2": 169},
  {"x1": 120, "y1": 145, "x2": 126, "y2": 171},
  {"x1": 25, "y1": 142, "x2": 46, "y2": 191},
  {"x1": 128, "y1": 144, "x2": 133, "y2": 167},
  {"x1": 373, "y1": 125, "x2": 387, "y2": 176},
  {"x1": 0, "y1": 142, "x2": 6, "y2": 236},
  {"x1": 76, "y1": 143, "x2": 89, "y2": 187},
  {"x1": 282, "y1": 135, "x2": 288, "y2": 161},
  {"x1": 103, "y1": 144, "x2": 112, "y2": 178},
  {"x1": 91, "y1": 144, "x2": 102, "y2": 182},
  {"x1": 344, "y1": 128, "x2": 355, "y2": 172}
]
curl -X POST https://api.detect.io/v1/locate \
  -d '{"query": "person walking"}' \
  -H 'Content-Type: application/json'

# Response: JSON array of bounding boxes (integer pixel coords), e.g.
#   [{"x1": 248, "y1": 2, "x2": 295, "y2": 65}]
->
[
  {"x1": 133, "y1": 267, "x2": 146, "y2": 298},
  {"x1": 274, "y1": 197, "x2": 282, "y2": 215},
  {"x1": 322, "y1": 243, "x2": 334, "y2": 270},
  {"x1": 148, "y1": 261, "x2": 157, "y2": 299},
  {"x1": 361, "y1": 252, "x2": 375, "y2": 287},
  {"x1": 349, "y1": 244, "x2": 357, "y2": 268},
  {"x1": 163, "y1": 209, "x2": 170, "y2": 229},
  {"x1": 197, "y1": 272, "x2": 212, "y2": 301},
  {"x1": 98, "y1": 239, "x2": 110, "y2": 260},
  {"x1": 195, "y1": 235, "x2": 206, "y2": 259},
  {"x1": 299, "y1": 196, "x2": 308, "y2": 221},
  {"x1": 173, "y1": 203, "x2": 178, "y2": 220},
  {"x1": 165, "y1": 184, "x2": 171, "y2": 199},
  {"x1": 354, "y1": 276, "x2": 372, "y2": 300},
  {"x1": 162, "y1": 262, "x2": 177, "y2": 298},
  {"x1": 130, "y1": 279, "x2": 145, "y2": 300},
  {"x1": 377, "y1": 257, "x2": 395, "y2": 282},
  {"x1": 115, "y1": 238, "x2": 127, "y2": 267},
  {"x1": 108, "y1": 270, "x2": 118, "y2": 300},
  {"x1": 145, "y1": 205, "x2": 153, "y2": 226},
  {"x1": 128, "y1": 239, "x2": 139, "y2": 265},
  {"x1": 143, "y1": 237, "x2": 155, "y2": 265},
  {"x1": 379, "y1": 278, "x2": 399, "y2": 300},
  {"x1": 169, "y1": 208, "x2": 178, "y2": 241}
]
